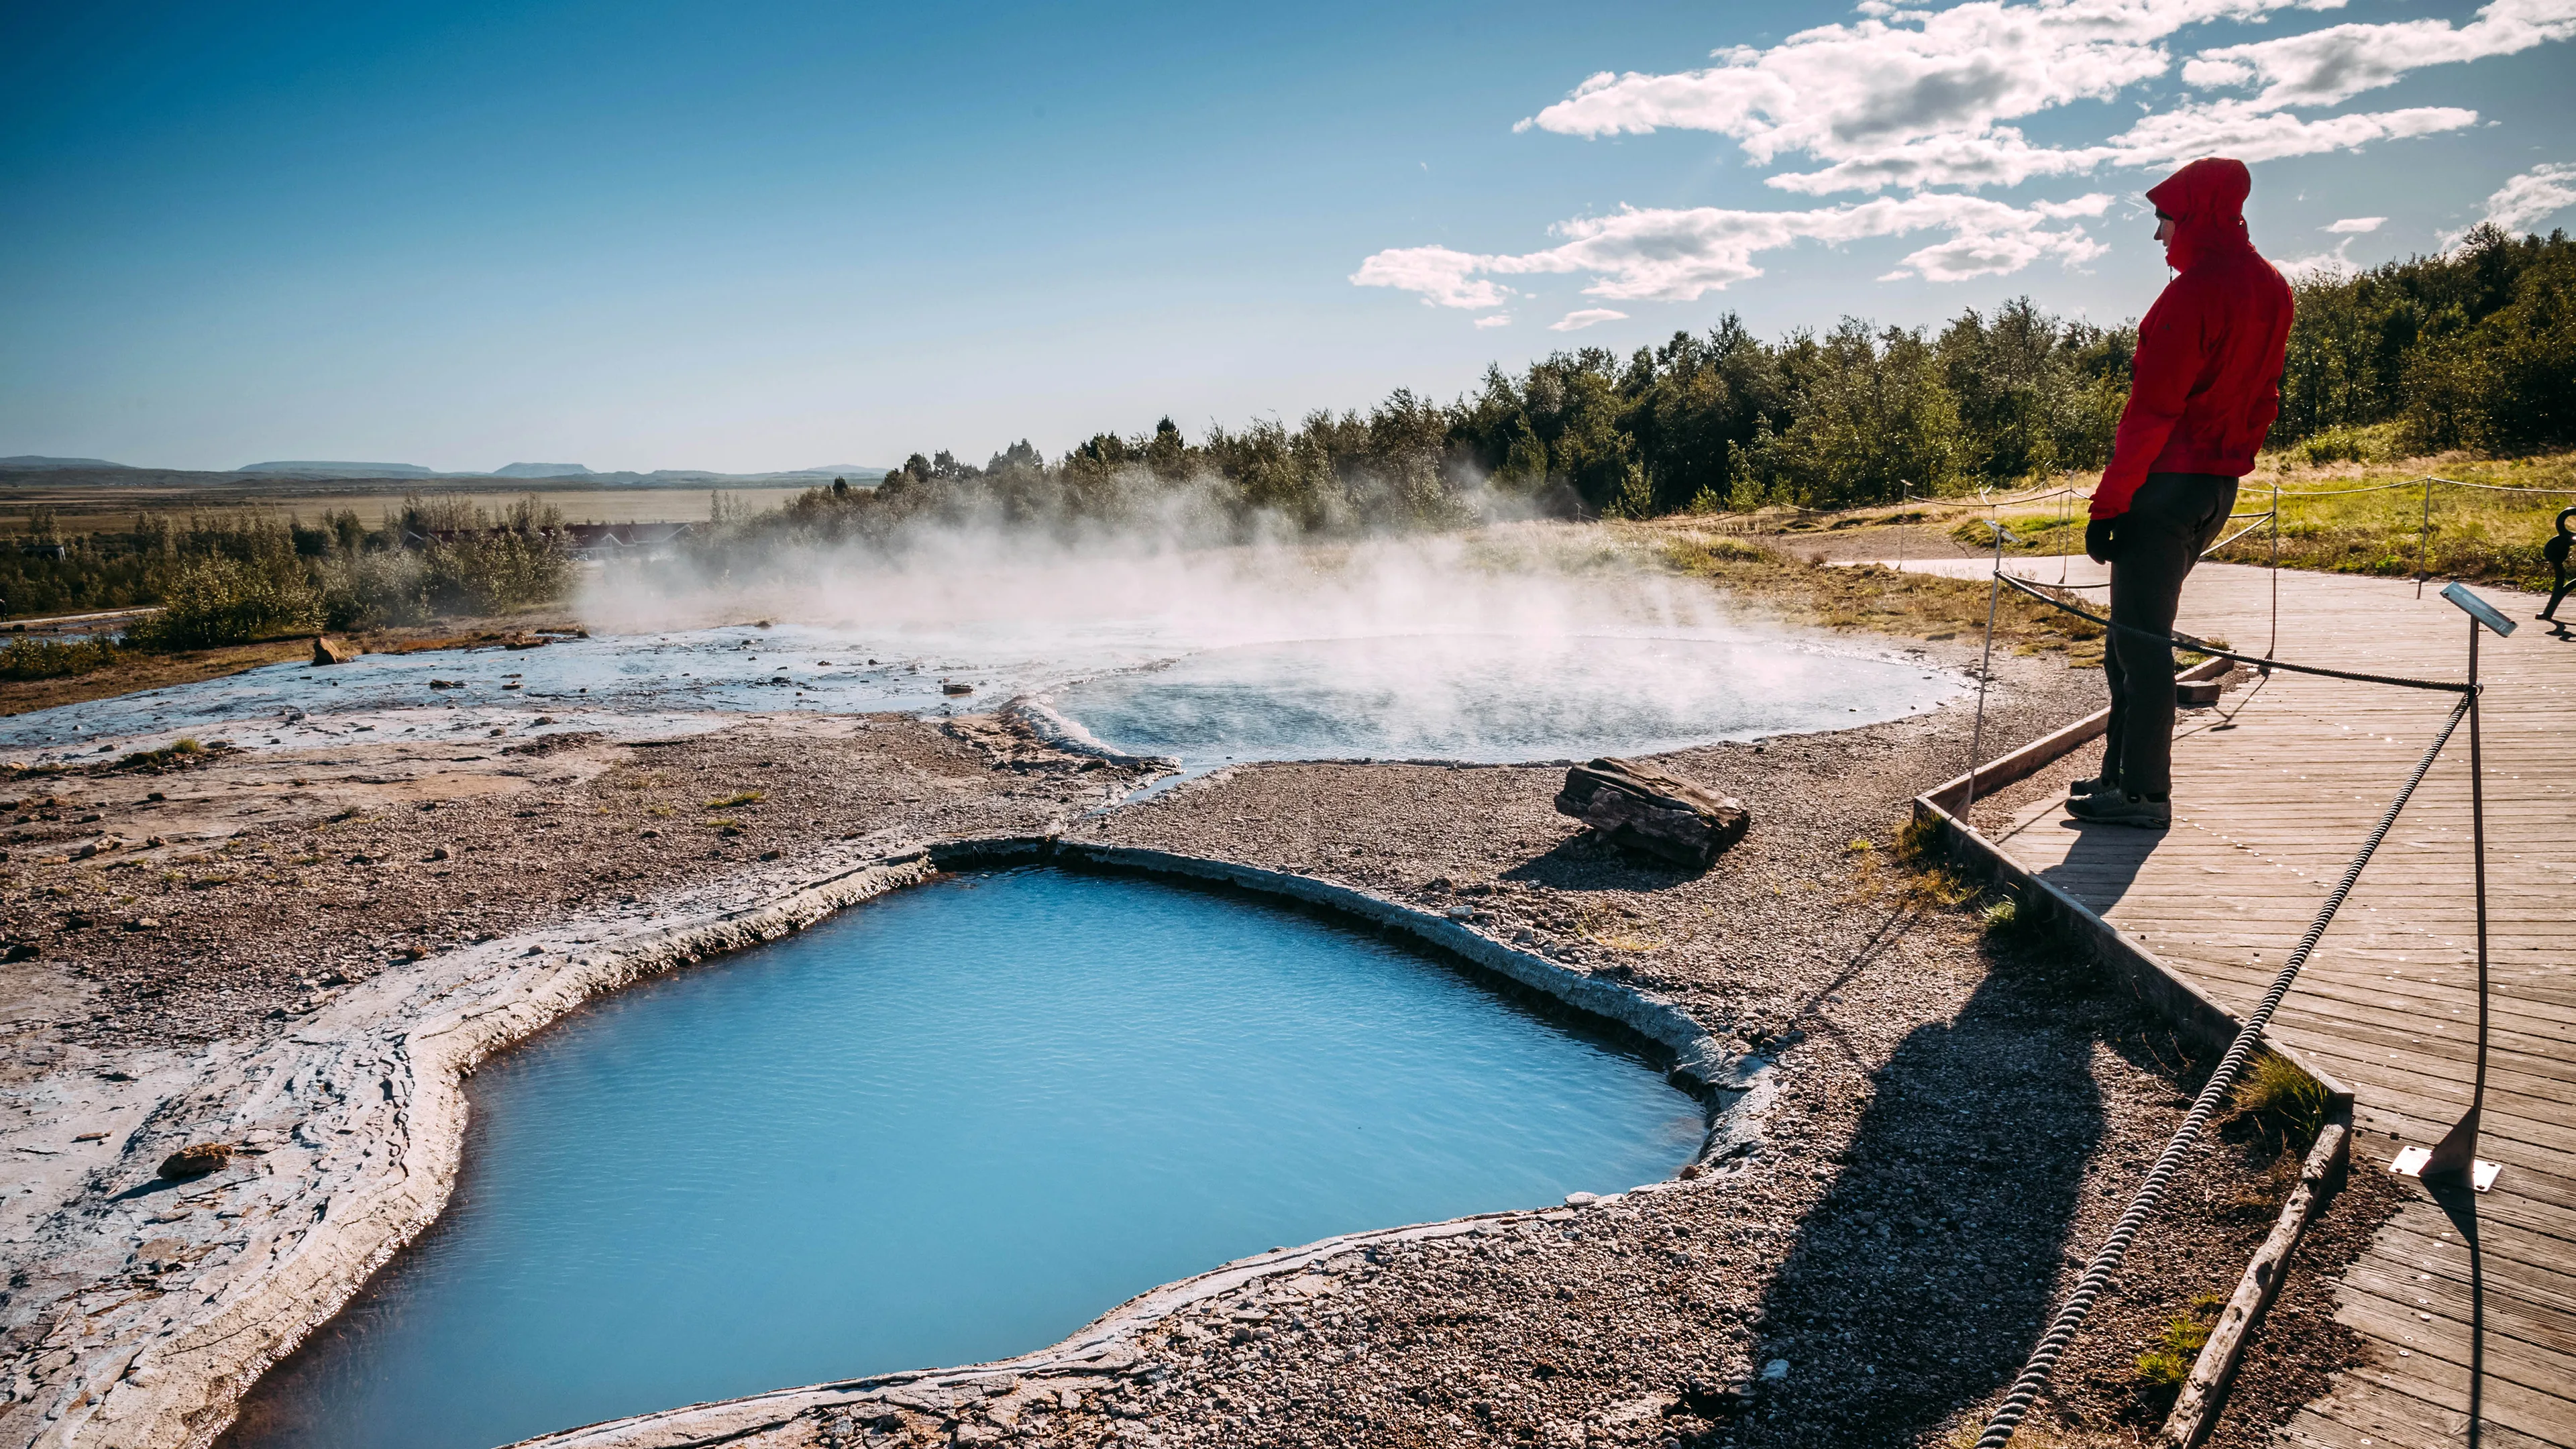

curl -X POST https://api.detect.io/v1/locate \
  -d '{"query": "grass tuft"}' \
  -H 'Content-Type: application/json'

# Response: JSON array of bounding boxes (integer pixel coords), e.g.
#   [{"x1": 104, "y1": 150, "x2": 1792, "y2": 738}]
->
[
  {"x1": 1904, "y1": 863, "x2": 1983, "y2": 910},
  {"x1": 1979, "y1": 895, "x2": 2030, "y2": 938},
  {"x1": 704, "y1": 790, "x2": 765, "y2": 809},
  {"x1": 1894, "y1": 813, "x2": 1945, "y2": 865},
  {"x1": 2133, "y1": 1302, "x2": 2220, "y2": 1391},
  {"x1": 107, "y1": 737, "x2": 209, "y2": 772},
  {"x1": 2226, "y1": 1051, "x2": 2330, "y2": 1148}
]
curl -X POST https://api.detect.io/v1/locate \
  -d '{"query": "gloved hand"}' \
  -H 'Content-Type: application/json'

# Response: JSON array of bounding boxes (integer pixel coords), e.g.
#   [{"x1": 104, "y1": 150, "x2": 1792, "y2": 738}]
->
[{"x1": 2084, "y1": 517, "x2": 2118, "y2": 564}]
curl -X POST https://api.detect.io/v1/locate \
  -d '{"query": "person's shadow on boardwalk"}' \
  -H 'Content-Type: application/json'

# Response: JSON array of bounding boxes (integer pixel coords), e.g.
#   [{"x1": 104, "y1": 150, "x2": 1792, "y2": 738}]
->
[
  {"x1": 1731, "y1": 942, "x2": 2133, "y2": 1447},
  {"x1": 2037, "y1": 818, "x2": 2167, "y2": 914}
]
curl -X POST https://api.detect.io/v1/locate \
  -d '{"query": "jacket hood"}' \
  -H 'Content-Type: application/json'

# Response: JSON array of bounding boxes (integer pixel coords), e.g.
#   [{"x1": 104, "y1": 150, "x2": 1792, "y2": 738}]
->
[{"x1": 2147, "y1": 157, "x2": 2253, "y2": 270}]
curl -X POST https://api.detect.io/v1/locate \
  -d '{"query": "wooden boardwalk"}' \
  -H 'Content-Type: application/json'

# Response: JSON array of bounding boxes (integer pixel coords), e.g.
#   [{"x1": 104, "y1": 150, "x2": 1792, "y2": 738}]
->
[{"x1": 1956, "y1": 559, "x2": 2573, "y2": 1448}]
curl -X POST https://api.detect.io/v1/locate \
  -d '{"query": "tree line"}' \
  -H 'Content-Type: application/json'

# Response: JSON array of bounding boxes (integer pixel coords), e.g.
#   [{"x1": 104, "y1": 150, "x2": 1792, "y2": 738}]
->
[
  {"x1": 0, "y1": 498, "x2": 572, "y2": 665},
  {"x1": 729, "y1": 225, "x2": 2570, "y2": 552}
]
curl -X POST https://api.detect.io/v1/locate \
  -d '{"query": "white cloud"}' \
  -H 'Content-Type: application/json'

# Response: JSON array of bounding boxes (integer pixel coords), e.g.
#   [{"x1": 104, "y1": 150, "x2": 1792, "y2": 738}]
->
[
  {"x1": 1514, "y1": 0, "x2": 2529, "y2": 195},
  {"x1": 2106, "y1": 99, "x2": 2477, "y2": 165},
  {"x1": 2182, "y1": 0, "x2": 2576, "y2": 108},
  {"x1": 1764, "y1": 99, "x2": 2472, "y2": 193},
  {"x1": 2471, "y1": 160, "x2": 2576, "y2": 235},
  {"x1": 1348, "y1": 246, "x2": 1515, "y2": 309},
  {"x1": 1358, "y1": 0, "x2": 2560, "y2": 324},
  {"x1": 1474, "y1": 314, "x2": 1515, "y2": 328},
  {"x1": 2324, "y1": 215, "x2": 2384, "y2": 232},
  {"x1": 2277, "y1": 237, "x2": 2361, "y2": 277},
  {"x1": 1354, "y1": 193, "x2": 2112, "y2": 309},
  {"x1": 1519, "y1": 0, "x2": 2346, "y2": 165},
  {"x1": 1762, "y1": 130, "x2": 2108, "y2": 193},
  {"x1": 1548, "y1": 309, "x2": 1629, "y2": 331}
]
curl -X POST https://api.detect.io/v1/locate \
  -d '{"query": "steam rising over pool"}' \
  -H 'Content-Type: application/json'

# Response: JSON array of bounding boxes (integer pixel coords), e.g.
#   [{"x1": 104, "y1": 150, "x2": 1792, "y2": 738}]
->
[
  {"x1": 0, "y1": 623, "x2": 1960, "y2": 772},
  {"x1": 1044, "y1": 633, "x2": 1957, "y2": 771}
]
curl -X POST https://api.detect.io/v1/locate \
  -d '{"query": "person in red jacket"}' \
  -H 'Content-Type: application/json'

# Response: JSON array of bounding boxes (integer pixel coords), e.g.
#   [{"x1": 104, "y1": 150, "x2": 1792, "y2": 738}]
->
[{"x1": 2069, "y1": 156, "x2": 2293, "y2": 828}]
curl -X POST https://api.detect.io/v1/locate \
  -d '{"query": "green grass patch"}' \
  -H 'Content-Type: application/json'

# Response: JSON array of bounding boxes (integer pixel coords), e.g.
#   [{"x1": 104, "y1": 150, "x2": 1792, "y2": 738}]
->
[
  {"x1": 704, "y1": 790, "x2": 765, "y2": 809},
  {"x1": 1960, "y1": 449, "x2": 2576, "y2": 594},
  {"x1": 2133, "y1": 1296, "x2": 2226, "y2": 1392},
  {"x1": 2226, "y1": 1050, "x2": 2330, "y2": 1148},
  {"x1": 1649, "y1": 525, "x2": 2107, "y2": 656}
]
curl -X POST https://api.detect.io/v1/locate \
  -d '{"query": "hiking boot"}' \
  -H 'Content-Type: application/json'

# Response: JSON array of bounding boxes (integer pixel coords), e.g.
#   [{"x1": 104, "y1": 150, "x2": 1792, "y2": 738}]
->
[
  {"x1": 2068, "y1": 773, "x2": 2120, "y2": 797},
  {"x1": 2067, "y1": 790, "x2": 2171, "y2": 828}
]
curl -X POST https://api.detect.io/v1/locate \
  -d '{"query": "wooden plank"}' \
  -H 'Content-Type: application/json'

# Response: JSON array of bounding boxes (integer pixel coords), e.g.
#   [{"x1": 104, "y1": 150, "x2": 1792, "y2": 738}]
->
[
  {"x1": 2286, "y1": 1391, "x2": 2555, "y2": 1449},
  {"x1": 2332, "y1": 1292, "x2": 2576, "y2": 1443}
]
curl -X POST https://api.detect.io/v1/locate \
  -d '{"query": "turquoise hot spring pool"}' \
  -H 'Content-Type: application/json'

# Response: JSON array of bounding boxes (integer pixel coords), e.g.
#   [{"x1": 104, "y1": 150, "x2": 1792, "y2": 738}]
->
[{"x1": 223, "y1": 867, "x2": 1703, "y2": 1449}]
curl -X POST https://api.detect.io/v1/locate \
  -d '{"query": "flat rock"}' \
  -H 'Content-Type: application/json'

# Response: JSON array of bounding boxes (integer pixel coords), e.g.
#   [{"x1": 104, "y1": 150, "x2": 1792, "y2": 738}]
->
[
  {"x1": 158, "y1": 1142, "x2": 233, "y2": 1179},
  {"x1": 1552, "y1": 757, "x2": 1750, "y2": 869}
]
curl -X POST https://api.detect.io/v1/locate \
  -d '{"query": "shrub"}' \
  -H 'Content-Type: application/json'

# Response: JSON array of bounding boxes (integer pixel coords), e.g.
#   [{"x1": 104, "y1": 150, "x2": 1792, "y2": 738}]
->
[
  {"x1": 0, "y1": 634, "x2": 121, "y2": 680},
  {"x1": 421, "y1": 531, "x2": 572, "y2": 616},
  {"x1": 317, "y1": 550, "x2": 430, "y2": 630},
  {"x1": 124, "y1": 558, "x2": 322, "y2": 650}
]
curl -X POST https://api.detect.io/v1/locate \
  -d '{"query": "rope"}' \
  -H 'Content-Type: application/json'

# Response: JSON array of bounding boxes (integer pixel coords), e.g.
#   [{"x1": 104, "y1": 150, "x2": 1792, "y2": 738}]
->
[
  {"x1": 2201, "y1": 509, "x2": 2277, "y2": 555},
  {"x1": 1974, "y1": 690, "x2": 2474, "y2": 1448},
  {"x1": 1995, "y1": 573, "x2": 2471, "y2": 693},
  {"x1": 1963, "y1": 511, "x2": 2279, "y2": 591}
]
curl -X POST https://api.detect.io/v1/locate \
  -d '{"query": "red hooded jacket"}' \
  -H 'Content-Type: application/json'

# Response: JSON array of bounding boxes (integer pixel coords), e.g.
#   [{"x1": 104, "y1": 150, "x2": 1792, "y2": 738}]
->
[{"x1": 2091, "y1": 158, "x2": 2294, "y2": 519}]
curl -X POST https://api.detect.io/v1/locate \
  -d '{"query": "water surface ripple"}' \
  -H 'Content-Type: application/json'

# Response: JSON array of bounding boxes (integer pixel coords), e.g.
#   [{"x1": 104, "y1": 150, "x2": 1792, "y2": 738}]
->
[{"x1": 225, "y1": 868, "x2": 1700, "y2": 1449}]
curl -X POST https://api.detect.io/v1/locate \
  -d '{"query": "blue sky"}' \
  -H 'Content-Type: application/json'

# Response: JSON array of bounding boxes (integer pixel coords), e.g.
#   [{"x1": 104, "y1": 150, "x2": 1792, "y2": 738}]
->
[{"x1": 3, "y1": 0, "x2": 2569, "y2": 473}]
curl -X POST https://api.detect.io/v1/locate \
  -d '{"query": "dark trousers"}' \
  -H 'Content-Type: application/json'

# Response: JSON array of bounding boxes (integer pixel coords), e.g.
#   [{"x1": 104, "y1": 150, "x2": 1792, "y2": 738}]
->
[{"x1": 2102, "y1": 472, "x2": 2239, "y2": 796}]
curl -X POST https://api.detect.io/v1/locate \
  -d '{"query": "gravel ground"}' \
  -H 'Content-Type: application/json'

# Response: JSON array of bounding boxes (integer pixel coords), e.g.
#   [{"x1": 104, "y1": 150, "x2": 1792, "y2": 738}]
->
[
  {"x1": 0, "y1": 711, "x2": 1140, "y2": 1051},
  {"x1": 0, "y1": 623, "x2": 2334, "y2": 1449}
]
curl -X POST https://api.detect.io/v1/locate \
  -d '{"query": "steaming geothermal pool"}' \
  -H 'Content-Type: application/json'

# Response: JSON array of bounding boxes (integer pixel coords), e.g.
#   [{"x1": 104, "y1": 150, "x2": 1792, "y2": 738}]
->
[
  {"x1": 0, "y1": 624, "x2": 1962, "y2": 771},
  {"x1": 221, "y1": 868, "x2": 1700, "y2": 1449},
  {"x1": 1044, "y1": 633, "x2": 1955, "y2": 770}
]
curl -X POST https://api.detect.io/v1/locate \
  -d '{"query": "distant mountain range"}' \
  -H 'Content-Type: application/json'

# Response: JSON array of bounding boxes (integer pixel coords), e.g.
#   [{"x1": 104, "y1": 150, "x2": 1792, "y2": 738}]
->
[{"x1": 0, "y1": 457, "x2": 894, "y2": 485}]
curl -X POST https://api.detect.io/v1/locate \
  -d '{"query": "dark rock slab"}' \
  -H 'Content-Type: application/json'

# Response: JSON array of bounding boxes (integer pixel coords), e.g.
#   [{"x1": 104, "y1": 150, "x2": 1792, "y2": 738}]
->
[{"x1": 1553, "y1": 757, "x2": 1750, "y2": 870}]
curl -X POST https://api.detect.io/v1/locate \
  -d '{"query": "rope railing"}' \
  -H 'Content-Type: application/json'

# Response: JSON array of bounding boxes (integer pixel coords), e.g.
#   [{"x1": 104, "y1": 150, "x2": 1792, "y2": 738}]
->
[
  {"x1": 1992, "y1": 508, "x2": 2279, "y2": 591},
  {"x1": 1952, "y1": 470, "x2": 2569, "y2": 604},
  {"x1": 2198, "y1": 508, "x2": 2278, "y2": 557},
  {"x1": 1971, "y1": 691, "x2": 2476, "y2": 1448},
  {"x1": 1994, "y1": 572, "x2": 2471, "y2": 692},
  {"x1": 1955, "y1": 472, "x2": 2512, "y2": 1441},
  {"x1": 2271, "y1": 473, "x2": 2576, "y2": 497}
]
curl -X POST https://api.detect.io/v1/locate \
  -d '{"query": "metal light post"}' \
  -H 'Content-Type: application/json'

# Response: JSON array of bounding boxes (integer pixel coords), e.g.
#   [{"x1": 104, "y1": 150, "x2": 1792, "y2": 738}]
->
[{"x1": 2394, "y1": 581, "x2": 2514, "y2": 1194}]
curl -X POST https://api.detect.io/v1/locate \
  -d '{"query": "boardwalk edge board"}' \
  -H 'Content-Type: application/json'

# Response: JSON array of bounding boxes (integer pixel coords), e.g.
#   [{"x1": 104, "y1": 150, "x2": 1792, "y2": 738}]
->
[
  {"x1": 1909, "y1": 657, "x2": 2364, "y2": 1447},
  {"x1": 2157, "y1": 1103, "x2": 2355, "y2": 1448}
]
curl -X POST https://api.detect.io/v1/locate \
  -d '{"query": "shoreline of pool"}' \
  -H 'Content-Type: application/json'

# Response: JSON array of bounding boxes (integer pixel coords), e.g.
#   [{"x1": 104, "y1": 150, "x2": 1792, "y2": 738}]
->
[{"x1": 19, "y1": 837, "x2": 1767, "y2": 1449}]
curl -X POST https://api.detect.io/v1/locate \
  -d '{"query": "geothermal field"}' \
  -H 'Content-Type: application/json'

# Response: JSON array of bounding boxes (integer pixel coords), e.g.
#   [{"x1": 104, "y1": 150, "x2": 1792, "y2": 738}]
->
[{"x1": 0, "y1": 521, "x2": 2365, "y2": 1449}]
